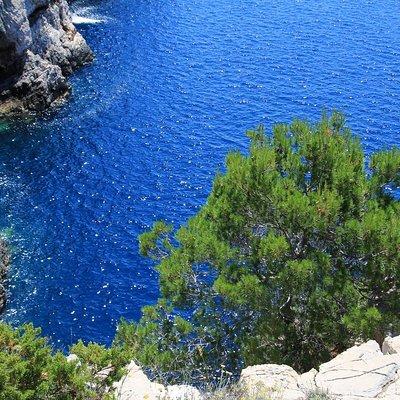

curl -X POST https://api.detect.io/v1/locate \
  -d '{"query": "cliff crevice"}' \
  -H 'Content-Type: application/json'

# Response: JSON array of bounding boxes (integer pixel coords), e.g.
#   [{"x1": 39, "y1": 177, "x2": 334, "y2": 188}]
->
[{"x1": 0, "y1": 238, "x2": 9, "y2": 312}]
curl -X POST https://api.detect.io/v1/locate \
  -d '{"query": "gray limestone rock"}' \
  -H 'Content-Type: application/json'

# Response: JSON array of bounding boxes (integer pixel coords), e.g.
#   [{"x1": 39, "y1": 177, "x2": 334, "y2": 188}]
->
[
  {"x1": 0, "y1": 0, "x2": 93, "y2": 116},
  {"x1": 382, "y1": 336, "x2": 400, "y2": 355},
  {"x1": 314, "y1": 340, "x2": 400, "y2": 398},
  {"x1": 239, "y1": 364, "x2": 306, "y2": 400}
]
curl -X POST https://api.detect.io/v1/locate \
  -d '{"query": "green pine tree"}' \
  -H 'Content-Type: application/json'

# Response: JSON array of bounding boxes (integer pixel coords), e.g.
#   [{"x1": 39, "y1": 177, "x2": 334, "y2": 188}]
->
[{"x1": 119, "y1": 112, "x2": 400, "y2": 381}]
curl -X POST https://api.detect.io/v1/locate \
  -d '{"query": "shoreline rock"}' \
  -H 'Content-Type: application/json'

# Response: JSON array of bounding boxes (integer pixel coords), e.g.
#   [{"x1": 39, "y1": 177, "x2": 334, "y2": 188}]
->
[
  {"x1": 0, "y1": 238, "x2": 10, "y2": 312},
  {"x1": 0, "y1": 0, "x2": 93, "y2": 117}
]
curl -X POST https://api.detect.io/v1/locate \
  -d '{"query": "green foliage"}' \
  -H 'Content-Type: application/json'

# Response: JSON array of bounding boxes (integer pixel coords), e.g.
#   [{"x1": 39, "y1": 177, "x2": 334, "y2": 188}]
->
[
  {"x1": 0, "y1": 322, "x2": 131, "y2": 399},
  {"x1": 114, "y1": 301, "x2": 192, "y2": 370},
  {"x1": 70, "y1": 340, "x2": 130, "y2": 390},
  {"x1": 114, "y1": 300, "x2": 210, "y2": 383},
  {"x1": 124, "y1": 113, "x2": 400, "y2": 380},
  {"x1": 0, "y1": 323, "x2": 87, "y2": 399},
  {"x1": 139, "y1": 221, "x2": 173, "y2": 260}
]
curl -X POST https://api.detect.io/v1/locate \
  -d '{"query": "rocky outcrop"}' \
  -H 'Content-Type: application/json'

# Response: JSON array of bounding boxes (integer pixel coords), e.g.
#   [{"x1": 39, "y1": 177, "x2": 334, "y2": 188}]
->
[
  {"x1": 0, "y1": 238, "x2": 9, "y2": 312},
  {"x1": 239, "y1": 338, "x2": 400, "y2": 400},
  {"x1": 113, "y1": 361, "x2": 202, "y2": 400},
  {"x1": 113, "y1": 335, "x2": 400, "y2": 400},
  {"x1": 0, "y1": 0, "x2": 93, "y2": 116},
  {"x1": 240, "y1": 364, "x2": 305, "y2": 400},
  {"x1": 314, "y1": 340, "x2": 400, "y2": 399}
]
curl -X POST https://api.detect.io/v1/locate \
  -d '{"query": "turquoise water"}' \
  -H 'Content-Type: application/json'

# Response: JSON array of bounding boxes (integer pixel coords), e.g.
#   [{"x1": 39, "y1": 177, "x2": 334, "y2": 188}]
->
[{"x1": 0, "y1": 0, "x2": 399, "y2": 347}]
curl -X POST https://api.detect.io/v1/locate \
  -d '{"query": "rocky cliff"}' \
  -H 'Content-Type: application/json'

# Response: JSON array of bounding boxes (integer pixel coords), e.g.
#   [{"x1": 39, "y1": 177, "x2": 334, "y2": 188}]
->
[{"x1": 0, "y1": 0, "x2": 93, "y2": 116}]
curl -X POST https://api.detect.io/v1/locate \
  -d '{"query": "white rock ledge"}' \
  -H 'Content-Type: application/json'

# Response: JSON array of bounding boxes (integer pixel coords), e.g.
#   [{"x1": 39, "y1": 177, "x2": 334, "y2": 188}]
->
[{"x1": 113, "y1": 335, "x2": 400, "y2": 399}]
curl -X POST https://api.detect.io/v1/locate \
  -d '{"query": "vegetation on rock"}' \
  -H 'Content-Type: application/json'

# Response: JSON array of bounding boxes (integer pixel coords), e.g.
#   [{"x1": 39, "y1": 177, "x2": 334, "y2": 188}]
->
[{"x1": 120, "y1": 113, "x2": 400, "y2": 381}]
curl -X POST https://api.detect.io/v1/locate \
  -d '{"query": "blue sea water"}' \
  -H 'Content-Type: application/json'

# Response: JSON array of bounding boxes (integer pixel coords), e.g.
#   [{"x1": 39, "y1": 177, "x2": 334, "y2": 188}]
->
[{"x1": 0, "y1": 0, "x2": 400, "y2": 348}]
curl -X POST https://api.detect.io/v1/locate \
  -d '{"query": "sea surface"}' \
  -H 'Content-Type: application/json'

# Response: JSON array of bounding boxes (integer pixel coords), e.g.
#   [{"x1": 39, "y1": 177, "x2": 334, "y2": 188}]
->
[{"x1": 0, "y1": 0, "x2": 399, "y2": 348}]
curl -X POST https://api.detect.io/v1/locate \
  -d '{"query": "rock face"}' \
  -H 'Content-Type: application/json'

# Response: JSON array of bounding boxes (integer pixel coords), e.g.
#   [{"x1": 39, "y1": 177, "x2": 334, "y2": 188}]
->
[
  {"x1": 0, "y1": 0, "x2": 93, "y2": 116},
  {"x1": 0, "y1": 238, "x2": 9, "y2": 312}
]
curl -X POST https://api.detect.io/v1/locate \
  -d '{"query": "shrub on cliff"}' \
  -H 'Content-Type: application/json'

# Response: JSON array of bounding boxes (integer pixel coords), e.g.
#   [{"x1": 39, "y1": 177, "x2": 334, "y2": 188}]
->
[
  {"x1": 122, "y1": 113, "x2": 400, "y2": 381},
  {"x1": 0, "y1": 323, "x2": 130, "y2": 399}
]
